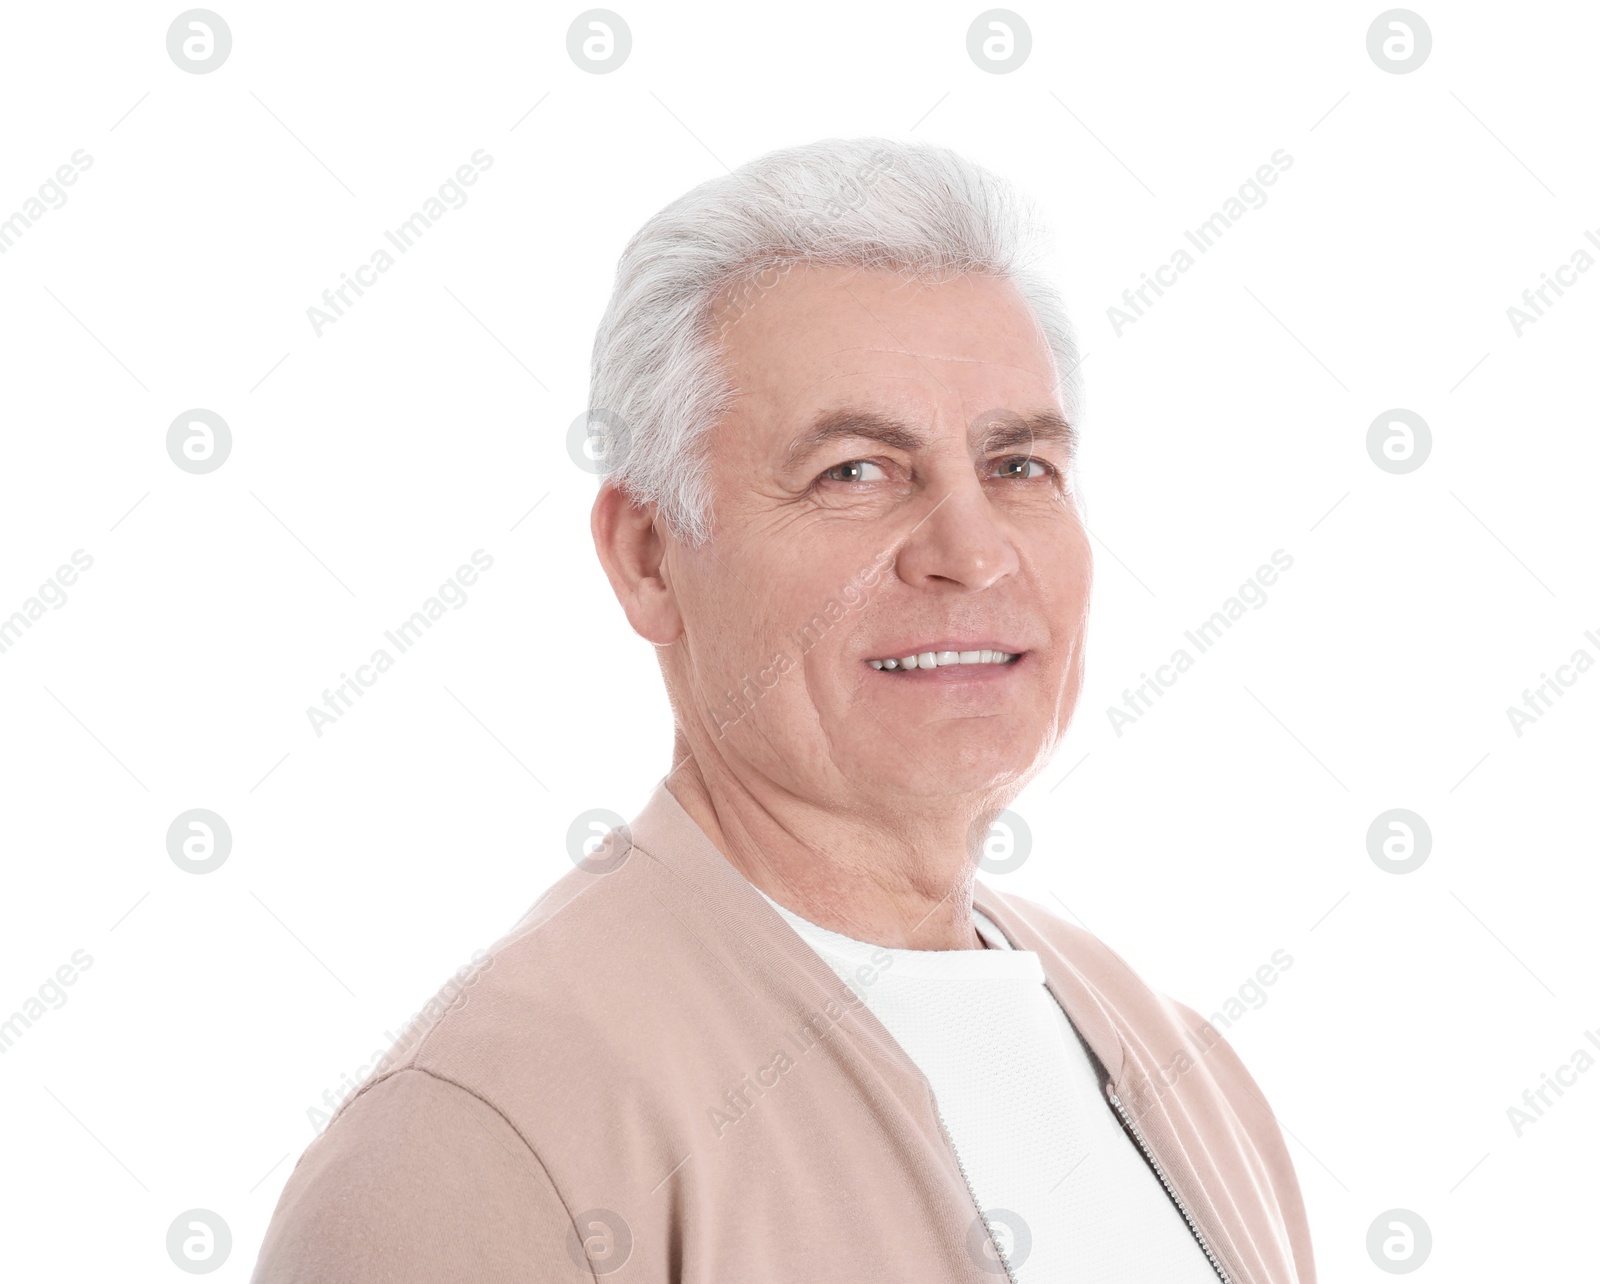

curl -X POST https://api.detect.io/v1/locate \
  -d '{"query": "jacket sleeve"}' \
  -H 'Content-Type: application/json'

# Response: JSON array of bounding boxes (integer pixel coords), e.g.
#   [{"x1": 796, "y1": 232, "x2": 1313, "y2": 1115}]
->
[
  {"x1": 1170, "y1": 998, "x2": 1318, "y2": 1284},
  {"x1": 249, "y1": 1066, "x2": 596, "y2": 1283}
]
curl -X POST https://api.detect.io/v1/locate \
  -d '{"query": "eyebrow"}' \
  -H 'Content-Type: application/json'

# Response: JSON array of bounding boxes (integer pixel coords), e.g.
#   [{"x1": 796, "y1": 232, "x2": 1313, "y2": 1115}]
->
[{"x1": 783, "y1": 406, "x2": 1078, "y2": 471}]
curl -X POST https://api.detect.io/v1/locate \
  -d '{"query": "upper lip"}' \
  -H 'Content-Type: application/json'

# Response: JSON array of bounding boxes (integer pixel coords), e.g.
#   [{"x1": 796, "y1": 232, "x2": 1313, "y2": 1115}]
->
[{"x1": 864, "y1": 641, "x2": 1026, "y2": 658}]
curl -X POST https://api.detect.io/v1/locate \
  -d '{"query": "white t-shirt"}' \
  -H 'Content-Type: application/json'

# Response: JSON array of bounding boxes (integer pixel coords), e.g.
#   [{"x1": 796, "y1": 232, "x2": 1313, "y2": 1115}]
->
[{"x1": 758, "y1": 887, "x2": 1221, "y2": 1283}]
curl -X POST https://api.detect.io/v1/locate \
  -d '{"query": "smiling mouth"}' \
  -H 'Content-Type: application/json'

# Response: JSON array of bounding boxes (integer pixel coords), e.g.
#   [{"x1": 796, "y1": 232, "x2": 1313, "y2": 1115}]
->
[{"x1": 866, "y1": 649, "x2": 1021, "y2": 671}]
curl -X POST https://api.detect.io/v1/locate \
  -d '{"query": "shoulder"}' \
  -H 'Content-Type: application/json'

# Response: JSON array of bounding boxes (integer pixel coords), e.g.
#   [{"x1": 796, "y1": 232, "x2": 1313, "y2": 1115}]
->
[
  {"x1": 252, "y1": 863, "x2": 675, "y2": 1281},
  {"x1": 326, "y1": 846, "x2": 736, "y2": 1140},
  {"x1": 250, "y1": 1068, "x2": 591, "y2": 1282}
]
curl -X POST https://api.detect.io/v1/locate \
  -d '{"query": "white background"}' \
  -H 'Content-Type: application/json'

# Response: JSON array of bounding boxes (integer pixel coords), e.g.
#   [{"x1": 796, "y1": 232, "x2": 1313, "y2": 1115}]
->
[{"x1": 1, "y1": 0, "x2": 1595, "y2": 1278}]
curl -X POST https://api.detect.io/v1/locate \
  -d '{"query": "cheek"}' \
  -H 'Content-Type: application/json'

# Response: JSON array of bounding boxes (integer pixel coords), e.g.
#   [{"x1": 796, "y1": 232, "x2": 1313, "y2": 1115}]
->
[
  {"x1": 693, "y1": 563, "x2": 815, "y2": 684},
  {"x1": 1037, "y1": 528, "x2": 1093, "y2": 621}
]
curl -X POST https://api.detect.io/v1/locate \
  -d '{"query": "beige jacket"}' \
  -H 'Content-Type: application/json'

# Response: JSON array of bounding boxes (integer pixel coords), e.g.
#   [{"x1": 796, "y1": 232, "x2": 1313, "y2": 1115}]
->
[{"x1": 251, "y1": 781, "x2": 1316, "y2": 1283}]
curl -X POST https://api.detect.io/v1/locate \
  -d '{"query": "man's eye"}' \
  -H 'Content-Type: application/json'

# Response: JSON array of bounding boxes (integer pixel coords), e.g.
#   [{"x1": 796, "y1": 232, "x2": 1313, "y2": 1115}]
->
[
  {"x1": 821, "y1": 459, "x2": 888, "y2": 483},
  {"x1": 993, "y1": 455, "x2": 1052, "y2": 479}
]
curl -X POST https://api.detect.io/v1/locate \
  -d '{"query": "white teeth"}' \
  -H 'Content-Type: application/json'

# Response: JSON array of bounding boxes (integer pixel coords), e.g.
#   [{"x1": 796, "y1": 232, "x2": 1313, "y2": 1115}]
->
[{"x1": 870, "y1": 650, "x2": 1018, "y2": 669}]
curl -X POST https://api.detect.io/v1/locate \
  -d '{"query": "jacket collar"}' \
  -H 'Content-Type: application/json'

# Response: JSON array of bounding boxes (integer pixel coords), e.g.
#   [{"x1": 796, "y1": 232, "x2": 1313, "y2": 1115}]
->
[
  {"x1": 625, "y1": 778, "x2": 1129, "y2": 1088},
  {"x1": 969, "y1": 881, "x2": 1129, "y2": 1084}
]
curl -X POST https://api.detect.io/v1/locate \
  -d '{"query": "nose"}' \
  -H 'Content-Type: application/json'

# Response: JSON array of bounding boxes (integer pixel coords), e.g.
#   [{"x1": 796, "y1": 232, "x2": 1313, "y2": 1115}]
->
[{"x1": 893, "y1": 473, "x2": 1020, "y2": 591}]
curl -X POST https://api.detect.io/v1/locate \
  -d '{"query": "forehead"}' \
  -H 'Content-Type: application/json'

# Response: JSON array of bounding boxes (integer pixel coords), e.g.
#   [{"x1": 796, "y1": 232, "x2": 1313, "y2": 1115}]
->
[{"x1": 708, "y1": 264, "x2": 1059, "y2": 428}]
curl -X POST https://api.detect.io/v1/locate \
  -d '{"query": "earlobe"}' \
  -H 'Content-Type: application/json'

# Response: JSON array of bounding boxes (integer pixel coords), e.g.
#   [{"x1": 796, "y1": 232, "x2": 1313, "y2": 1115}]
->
[{"x1": 591, "y1": 483, "x2": 683, "y2": 645}]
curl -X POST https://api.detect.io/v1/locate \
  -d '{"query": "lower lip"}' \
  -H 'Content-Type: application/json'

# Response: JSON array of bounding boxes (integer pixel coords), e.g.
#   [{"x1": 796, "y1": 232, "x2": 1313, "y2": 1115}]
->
[{"x1": 867, "y1": 654, "x2": 1027, "y2": 683}]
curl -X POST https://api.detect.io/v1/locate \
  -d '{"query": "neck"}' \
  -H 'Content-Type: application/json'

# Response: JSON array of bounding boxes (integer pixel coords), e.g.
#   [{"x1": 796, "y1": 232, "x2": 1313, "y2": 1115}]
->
[{"x1": 665, "y1": 748, "x2": 991, "y2": 952}]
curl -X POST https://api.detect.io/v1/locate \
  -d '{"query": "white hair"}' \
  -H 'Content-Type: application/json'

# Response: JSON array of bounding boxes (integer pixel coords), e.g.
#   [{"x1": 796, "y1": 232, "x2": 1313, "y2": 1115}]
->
[{"x1": 586, "y1": 136, "x2": 1082, "y2": 546}]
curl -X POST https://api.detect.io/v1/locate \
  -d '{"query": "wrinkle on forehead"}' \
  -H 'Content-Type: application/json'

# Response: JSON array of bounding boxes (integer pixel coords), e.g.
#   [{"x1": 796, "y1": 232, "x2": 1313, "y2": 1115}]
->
[{"x1": 826, "y1": 344, "x2": 1056, "y2": 374}]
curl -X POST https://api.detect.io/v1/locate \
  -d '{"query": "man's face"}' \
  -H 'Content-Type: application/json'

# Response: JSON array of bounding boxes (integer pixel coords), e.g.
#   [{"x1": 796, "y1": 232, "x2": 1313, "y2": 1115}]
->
[{"x1": 661, "y1": 263, "x2": 1092, "y2": 811}]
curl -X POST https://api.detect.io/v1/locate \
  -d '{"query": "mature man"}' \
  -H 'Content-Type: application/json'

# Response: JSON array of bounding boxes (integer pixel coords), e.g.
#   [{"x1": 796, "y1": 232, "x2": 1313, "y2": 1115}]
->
[{"x1": 252, "y1": 138, "x2": 1315, "y2": 1282}]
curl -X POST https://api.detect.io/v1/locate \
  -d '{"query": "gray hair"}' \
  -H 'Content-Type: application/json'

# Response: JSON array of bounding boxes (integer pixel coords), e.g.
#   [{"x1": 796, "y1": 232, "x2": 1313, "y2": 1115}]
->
[{"x1": 586, "y1": 136, "x2": 1082, "y2": 546}]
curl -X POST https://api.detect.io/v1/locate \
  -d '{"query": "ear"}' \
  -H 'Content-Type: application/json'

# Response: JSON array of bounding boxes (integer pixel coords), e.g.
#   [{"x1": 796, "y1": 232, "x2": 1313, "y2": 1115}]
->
[{"x1": 591, "y1": 482, "x2": 683, "y2": 645}]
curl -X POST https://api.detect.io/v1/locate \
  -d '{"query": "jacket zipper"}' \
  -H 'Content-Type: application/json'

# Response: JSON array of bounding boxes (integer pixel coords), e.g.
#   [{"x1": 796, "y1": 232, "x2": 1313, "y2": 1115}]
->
[
  {"x1": 932, "y1": 1098, "x2": 1020, "y2": 1284},
  {"x1": 1105, "y1": 1086, "x2": 1233, "y2": 1284}
]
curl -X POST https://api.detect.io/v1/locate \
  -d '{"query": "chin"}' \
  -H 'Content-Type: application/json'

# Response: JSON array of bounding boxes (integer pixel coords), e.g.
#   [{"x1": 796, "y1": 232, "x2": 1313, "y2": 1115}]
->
[{"x1": 843, "y1": 736, "x2": 1037, "y2": 802}]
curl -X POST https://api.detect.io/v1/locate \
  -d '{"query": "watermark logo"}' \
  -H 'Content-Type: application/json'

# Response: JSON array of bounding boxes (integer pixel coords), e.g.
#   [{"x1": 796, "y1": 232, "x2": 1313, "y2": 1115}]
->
[
  {"x1": 167, "y1": 809, "x2": 232, "y2": 875},
  {"x1": 567, "y1": 407, "x2": 631, "y2": 475},
  {"x1": 969, "y1": 809, "x2": 1031, "y2": 875},
  {"x1": 167, "y1": 10, "x2": 232, "y2": 74},
  {"x1": 566, "y1": 810, "x2": 633, "y2": 874},
  {"x1": 565, "y1": 1208, "x2": 633, "y2": 1274},
  {"x1": 1365, "y1": 1208, "x2": 1431, "y2": 1272},
  {"x1": 167, "y1": 409, "x2": 232, "y2": 474},
  {"x1": 1366, "y1": 11, "x2": 1431, "y2": 74},
  {"x1": 567, "y1": 11, "x2": 631, "y2": 73},
  {"x1": 1366, "y1": 809, "x2": 1430, "y2": 874},
  {"x1": 966, "y1": 1208, "x2": 1031, "y2": 1274},
  {"x1": 966, "y1": 11, "x2": 1031, "y2": 74},
  {"x1": 166, "y1": 1209, "x2": 231, "y2": 1273},
  {"x1": 1366, "y1": 408, "x2": 1430, "y2": 474}
]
